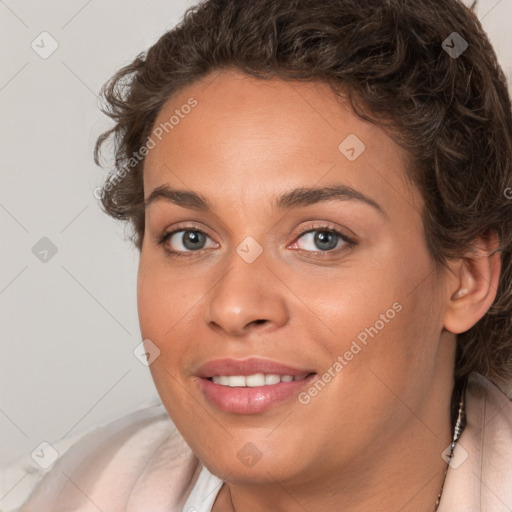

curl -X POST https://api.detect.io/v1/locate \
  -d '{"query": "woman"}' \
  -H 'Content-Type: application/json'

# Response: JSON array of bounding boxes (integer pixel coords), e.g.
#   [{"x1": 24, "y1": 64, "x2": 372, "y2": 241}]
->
[{"x1": 7, "y1": 0, "x2": 512, "y2": 510}]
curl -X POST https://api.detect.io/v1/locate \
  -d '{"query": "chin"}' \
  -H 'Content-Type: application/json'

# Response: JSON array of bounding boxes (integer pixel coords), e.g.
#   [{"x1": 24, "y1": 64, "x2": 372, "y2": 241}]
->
[{"x1": 200, "y1": 445, "x2": 310, "y2": 486}]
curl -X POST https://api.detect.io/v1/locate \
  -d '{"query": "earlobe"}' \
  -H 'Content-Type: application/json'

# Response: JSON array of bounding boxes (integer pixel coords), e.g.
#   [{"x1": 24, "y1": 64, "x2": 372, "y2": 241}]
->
[{"x1": 443, "y1": 233, "x2": 502, "y2": 334}]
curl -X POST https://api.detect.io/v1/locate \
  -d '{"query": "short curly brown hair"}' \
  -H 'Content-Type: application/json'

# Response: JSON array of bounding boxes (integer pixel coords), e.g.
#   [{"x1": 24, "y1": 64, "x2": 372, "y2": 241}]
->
[{"x1": 94, "y1": 0, "x2": 512, "y2": 386}]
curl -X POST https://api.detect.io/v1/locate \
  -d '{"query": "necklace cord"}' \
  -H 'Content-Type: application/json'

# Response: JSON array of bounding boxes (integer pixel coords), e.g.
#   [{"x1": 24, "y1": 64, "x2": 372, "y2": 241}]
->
[{"x1": 434, "y1": 375, "x2": 468, "y2": 511}]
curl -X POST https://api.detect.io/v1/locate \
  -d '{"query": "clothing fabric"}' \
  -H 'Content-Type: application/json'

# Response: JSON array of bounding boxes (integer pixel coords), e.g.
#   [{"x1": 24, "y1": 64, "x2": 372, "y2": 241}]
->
[
  {"x1": 1, "y1": 373, "x2": 511, "y2": 512},
  {"x1": 181, "y1": 464, "x2": 223, "y2": 512}
]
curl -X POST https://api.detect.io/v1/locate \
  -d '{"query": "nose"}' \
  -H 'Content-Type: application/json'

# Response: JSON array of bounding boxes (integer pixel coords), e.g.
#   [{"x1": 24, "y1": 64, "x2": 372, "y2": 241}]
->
[{"x1": 204, "y1": 249, "x2": 289, "y2": 337}]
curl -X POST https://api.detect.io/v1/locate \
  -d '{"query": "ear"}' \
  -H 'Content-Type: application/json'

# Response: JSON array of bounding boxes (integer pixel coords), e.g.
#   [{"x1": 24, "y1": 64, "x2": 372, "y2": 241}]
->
[{"x1": 443, "y1": 232, "x2": 501, "y2": 334}]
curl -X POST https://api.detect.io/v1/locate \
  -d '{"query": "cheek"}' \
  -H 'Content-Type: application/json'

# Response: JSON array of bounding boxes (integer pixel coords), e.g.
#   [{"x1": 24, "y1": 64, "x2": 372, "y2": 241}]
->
[
  {"x1": 137, "y1": 261, "x2": 192, "y2": 414},
  {"x1": 136, "y1": 256, "x2": 210, "y2": 398},
  {"x1": 298, "y1": 242, "x2": 441, "y2": 382},
  {"x1": 287, "y1": 257, "x2": 408, "y2": 348},
  {"x1": 137, "y1": 266, "x2": 164, "y2": 339},
  {"x1": 318, "y1": 274, "x2": 443, "y2": 424},
  {"x1": 137, "y1": 256, "x2": 196, "y2": 339}
]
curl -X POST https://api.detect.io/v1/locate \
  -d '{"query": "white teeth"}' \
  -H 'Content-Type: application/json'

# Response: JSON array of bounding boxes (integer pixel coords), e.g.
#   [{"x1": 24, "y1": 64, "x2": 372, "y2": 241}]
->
[
  {"x1": 265, "y1": 374, "x2": 281, "y2": 385},
  {"x1": 228, "y1": 376, "x2": 246, "y2": 387},
  {"x1": 246, "y1": 373, "x2": 266, "y2": 387},
  {"x1": 212, "y1": 376, "x2": 229, "y2": 385},
  {"x1": 211, "y1": 373, "x2": 309, "y2": 387}
]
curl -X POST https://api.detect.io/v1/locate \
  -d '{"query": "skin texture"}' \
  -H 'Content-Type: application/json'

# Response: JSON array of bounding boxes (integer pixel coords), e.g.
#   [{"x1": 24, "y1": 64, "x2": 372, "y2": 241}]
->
[{"x1": 137, "y1": 70, "x2": 501, "y2": 512}]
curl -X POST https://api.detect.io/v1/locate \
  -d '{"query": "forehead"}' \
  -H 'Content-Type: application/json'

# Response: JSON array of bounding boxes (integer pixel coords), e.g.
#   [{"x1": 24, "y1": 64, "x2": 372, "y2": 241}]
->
[{"x1": 143, "y1": 69, "x2": 419, "y2": 214}]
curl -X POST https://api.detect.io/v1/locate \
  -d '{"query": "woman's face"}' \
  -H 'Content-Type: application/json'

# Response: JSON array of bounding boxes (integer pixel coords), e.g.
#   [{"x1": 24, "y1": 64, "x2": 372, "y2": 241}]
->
[{"x1": 138, "y1": 70, "x2": 455, "y2": 489}]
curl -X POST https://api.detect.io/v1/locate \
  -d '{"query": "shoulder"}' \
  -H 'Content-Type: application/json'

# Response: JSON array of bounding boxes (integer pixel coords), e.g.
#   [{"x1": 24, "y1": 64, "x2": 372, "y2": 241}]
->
[
  {"x1": 439, "y1": 372, "x2": 512, "y2": 512},
  {"x1": 1, "y1": 402, "x2": 199, "y2": 512}
]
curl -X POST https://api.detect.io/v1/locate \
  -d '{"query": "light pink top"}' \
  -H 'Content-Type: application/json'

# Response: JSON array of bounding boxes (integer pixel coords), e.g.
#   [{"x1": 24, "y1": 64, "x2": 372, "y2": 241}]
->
[{"x1": 1, "y1": 373, "x2": 511, "y2": 512}]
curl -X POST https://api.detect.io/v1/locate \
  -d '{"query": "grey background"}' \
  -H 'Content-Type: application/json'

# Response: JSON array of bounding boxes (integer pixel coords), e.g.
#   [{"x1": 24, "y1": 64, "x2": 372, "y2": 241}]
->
[
  {"x1": 0, "y1": 0, "x2": 511, "y2": 481},
  {"x1": 0, "y1": 0, "x2": 193, "y2": 471}
]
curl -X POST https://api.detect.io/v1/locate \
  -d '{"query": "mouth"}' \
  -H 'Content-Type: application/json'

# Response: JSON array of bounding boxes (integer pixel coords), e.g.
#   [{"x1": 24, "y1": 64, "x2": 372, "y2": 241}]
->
[{"x1": 195, "y1": 358, "x2": 317, "y2": 414}]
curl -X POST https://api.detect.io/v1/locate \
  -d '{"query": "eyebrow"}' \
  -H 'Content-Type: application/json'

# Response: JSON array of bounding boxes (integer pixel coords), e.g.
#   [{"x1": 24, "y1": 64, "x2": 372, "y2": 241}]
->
[{"x1": 144, "y1": 184, "x2": 386, "y2": 217}]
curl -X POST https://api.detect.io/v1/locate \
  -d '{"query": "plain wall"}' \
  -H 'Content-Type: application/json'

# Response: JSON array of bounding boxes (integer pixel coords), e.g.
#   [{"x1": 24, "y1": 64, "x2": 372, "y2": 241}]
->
[
  {"x1": 1, "y1": 0, "x2": 511, "y2": 475},
  {"x1": 0, "y1": 0, "x2": 193, "y2": 471}
]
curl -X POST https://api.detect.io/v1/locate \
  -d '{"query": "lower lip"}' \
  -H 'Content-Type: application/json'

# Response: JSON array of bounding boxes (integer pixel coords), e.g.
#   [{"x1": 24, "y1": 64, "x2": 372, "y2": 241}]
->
[{"x1": 198, "y1": 374, "x2": 317, "y2": 414}]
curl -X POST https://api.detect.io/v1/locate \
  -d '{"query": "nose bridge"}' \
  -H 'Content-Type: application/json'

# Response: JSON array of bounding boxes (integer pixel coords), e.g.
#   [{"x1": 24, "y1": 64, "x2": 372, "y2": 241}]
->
[{"x1": 204, "y1": 243, "x2": 288, "y2": 335}]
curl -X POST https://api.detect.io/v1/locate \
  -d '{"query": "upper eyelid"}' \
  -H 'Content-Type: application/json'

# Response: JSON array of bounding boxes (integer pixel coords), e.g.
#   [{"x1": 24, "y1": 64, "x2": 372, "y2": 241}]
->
[{"x1": 163, "y1": 224, "x2": 344, "y2": 240}]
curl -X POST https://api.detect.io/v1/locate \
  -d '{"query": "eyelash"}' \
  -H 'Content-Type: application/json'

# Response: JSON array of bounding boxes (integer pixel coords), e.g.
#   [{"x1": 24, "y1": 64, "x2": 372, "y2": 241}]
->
[{"x1": 155, "y1": 223, "x2": 357, "y2": 259}]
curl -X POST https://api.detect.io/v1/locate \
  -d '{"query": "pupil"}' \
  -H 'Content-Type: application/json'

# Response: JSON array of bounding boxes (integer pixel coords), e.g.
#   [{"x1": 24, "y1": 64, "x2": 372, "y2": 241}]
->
[
  {"x1": 315, "y1": 231, "x2": 337, "y2": 251},
  {"x1": 183, "y1": 231, "x2": 205, "y2": 250}
]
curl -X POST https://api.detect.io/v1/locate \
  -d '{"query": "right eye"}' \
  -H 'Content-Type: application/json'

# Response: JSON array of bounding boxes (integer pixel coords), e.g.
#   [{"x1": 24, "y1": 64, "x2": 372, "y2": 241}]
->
[{"x1": 158, "y1": 228, "x2": 218, "y2": 256}]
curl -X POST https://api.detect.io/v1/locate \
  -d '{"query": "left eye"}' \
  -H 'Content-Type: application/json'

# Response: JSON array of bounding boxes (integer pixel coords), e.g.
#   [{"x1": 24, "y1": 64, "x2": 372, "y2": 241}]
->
[{"x1": 293, "y1": 229, "x2": 349, "y2": 252}]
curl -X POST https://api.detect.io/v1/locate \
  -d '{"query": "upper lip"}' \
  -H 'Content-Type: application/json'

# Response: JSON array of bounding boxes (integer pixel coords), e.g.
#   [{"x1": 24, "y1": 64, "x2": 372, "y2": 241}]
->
[{"x1": 195, "y1": 358, "x2": 316, "y2": 378}]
